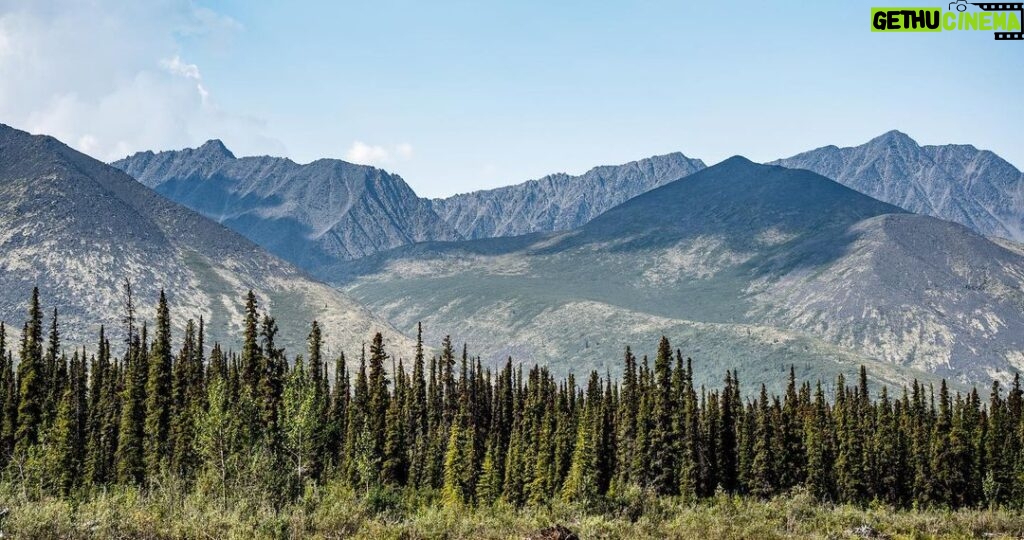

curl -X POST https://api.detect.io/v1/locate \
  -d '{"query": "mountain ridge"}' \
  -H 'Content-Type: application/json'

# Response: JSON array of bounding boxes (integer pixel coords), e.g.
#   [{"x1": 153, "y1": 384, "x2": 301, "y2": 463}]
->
[
  {"x1": 771, "y1": 130, "x2": 1024, "y2": 242},
  {"x1": 0, "y1": 123, "x2": 413, "y2": 360},
  {"x1": 112, "y1": 144, "x2": 461, "y2": 267},
  {"x1": 334, "y1": 157, "x2": 1024, "y2": 389},
  {"x1": 113, "y1": 143, "x2": 708, "y2": 271},
  {"x1": 431, "y1": 151, "x2": 706, "y2": 239}
]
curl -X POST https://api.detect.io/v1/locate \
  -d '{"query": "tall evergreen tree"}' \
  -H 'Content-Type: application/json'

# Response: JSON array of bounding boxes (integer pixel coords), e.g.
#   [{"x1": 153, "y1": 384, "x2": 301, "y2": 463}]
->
[
  {"x1": 749, "y1": 385, "x2": 776, "y2": 498},
  {"x1": 985, "y1": 381, "x2": 1013, "y2": 506},
  {"x1": 562, "y1": 371, "x2": 603, "y2": 504},
  {"x1": 259, "y1": 315, "x2": 285, "y2": 449},
  {"x1": 15, "y1": 288, "x2": 45, "y2": 455},
  {"x1": 116, "y1": 323, "x2": 147, "y2": 484},
  {"x1": 719, "y1": 371, "x2": 740, "y2": 493},
  {"x1": 364, "y1": 332, "x2": 389, "y2": 486},
  {"x1": 144, "y1": 290, "x2": 173, "y2": 478},
  {"x1": 407, "y1": 324, "x2": 429, "y2": 487},
  {"x1": 86, "y1": 326, "x2": 116, "y2": 485},
  {"x1": 48, "y1": 385, "x2": 79, "y2": 494},
  {"x1": 649, "y1": 337, "x2": 676, "y2": 495},
  {"x1": 804, "y1": 382, "x2": 835, "y2": 501},
  {"x1": 240, "y1": 290, "x2": 261, "y2": 393},
  {"x1": 169, "y1": 320, "x2": 200, "y2": 479},
  {"x1": 42, "y1": 307, "x2": 61, "y2": 429},
  {"x1": 615, "y1": 347, "x2": 638, "y2": 489}
]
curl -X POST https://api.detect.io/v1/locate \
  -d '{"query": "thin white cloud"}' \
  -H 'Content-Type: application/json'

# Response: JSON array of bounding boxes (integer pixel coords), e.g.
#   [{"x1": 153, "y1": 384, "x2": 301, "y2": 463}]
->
[
  {"x1": 395, "y1": 143, "x2": 414, "y2": 160},
  {"x1": 345, "y1": 141, "x2": 414, "y2": 166},
  {"x1": 0, "y1": 0, "x2": 283, "y2": 161},
  {"x1": 161, "y1": 55, "x2": 201, "y2": 80},
  {"x1": 161, "y1": 55, "x2": 209, "y2": 103}
]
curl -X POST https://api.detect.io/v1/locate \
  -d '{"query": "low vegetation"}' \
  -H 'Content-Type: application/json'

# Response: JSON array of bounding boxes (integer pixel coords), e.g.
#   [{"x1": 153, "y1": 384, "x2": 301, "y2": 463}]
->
[{"x1": 2, "y1": 485, "x2": 1024, "y2": 539}]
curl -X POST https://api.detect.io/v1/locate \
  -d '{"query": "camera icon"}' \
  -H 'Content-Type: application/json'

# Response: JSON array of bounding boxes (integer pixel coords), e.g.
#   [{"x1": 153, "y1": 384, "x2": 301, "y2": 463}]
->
[{"x1": 949, "y1": 0, "x2": 970, "y2": 11}]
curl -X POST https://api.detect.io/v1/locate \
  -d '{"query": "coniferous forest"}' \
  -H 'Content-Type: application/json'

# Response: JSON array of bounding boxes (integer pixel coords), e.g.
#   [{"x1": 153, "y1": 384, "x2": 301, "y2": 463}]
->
[{"x1": 3, "y1": 285, "x2": 1024, "y2": 538}]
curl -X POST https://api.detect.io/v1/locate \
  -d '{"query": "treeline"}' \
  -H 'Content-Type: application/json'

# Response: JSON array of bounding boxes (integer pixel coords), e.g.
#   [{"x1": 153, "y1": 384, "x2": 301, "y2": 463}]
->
[{"x1": 0, "y1": 286, "x2": 1021, "y2": 511}]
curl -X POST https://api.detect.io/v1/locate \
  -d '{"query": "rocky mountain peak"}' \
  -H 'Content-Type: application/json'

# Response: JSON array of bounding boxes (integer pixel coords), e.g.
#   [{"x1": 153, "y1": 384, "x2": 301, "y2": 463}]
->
[
  {"x1": 771, "y1": 130, "x2": 1024, "y2": 242},
  {"x1": 195, "y1": 139, "x2": 235, "y2": 160}
]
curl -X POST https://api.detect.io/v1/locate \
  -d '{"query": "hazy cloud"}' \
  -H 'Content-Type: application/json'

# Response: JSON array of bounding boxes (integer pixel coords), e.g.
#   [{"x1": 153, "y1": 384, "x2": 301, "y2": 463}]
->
[
  {"x1": 160, "y1": 55, "x2": 209, "y2": 103},
  {"x1": 345, "y1": 141, "x2": 414, "y2": 166},
  {"x1": 0, "y1": 0, "x2": 284, "y2": 162}
]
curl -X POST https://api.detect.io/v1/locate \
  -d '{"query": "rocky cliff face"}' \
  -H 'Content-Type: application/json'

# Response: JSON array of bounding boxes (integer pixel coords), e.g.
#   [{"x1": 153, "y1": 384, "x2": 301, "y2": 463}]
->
[
  {"x1": 113, "y1": 142, "x2": 461, "y2": 267},
  {"x1": 772, "y1": 130, "x2": 1024, "y2": 242},
  {"x1": 431, "y1": 152, "x2": 706, "y2": 239}
]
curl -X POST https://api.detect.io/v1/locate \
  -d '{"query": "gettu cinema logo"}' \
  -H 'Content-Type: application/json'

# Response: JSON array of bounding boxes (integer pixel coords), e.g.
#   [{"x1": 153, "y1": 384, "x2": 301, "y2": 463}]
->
[{"x1": 871, "y1": 2, "x2": 1023, "y2": 39}]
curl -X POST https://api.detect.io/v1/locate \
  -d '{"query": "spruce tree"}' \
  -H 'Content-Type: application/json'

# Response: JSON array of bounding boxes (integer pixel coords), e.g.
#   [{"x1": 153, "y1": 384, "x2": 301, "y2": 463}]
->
[
  {"x1": 561, "y1": 372, "x2": 602, "y2": 504},
  {"x1": 169, "y1": 320, "x2": 199, "y2": 479},
  {"x1": 86, "y1": 326, "x2": 115, "y2": 485},
  {"x1": 615, "y1": 347, "x2": 638, "y2": 488},
  {"x1": 750, "y1": 385, "x2": 776, "y2": 498},
  {"x1": 476, "y1": 435, "x2": 503, "y2": 505},
  {"x1": 15, "y1": 287, "x2": 44, "y2": 454},
  {"x1": 70, "y1": 349, "x2": 88, "y2": 485},
  {"x1": 144, "y1": 290, "x2": 173, "y2": 478},
  {"x1": 364, "y1": 332, "x2": 389, "y2": 485},
  {"x1": 307, "y1": 321, "x2": 325, "y2": 401},
  {"x1": 678, "y1": 355, "x2": 700, "y2": 498},
  {"x1": 632, "y1": 356, "x2": 653, "y2": 488},
  {"x1": 116, "y1": 323, "x2": 147, "y2": 484},
  {"x1": 778, "y1": 367, "x2": 805, "y2": 490},
  {"x1": 48, "y1": 385, "x2": 79, "y2": 494},
  {"x1": 985, "y1": 381, "x2": 1013, "y2": 506},
  {"x1": 441, "y1": 336, "x2": 457, "y2": 427},
  {"x1": 803, "y1": 382, "x2": 834, "y2": 500},
  {"x1": 259, "y1": 315, "x2": 285, "y2": 450},
  {"x1": 344, "y1": 349, "x2": 369, "y2": 488},
  {"x1": 871, "y1": 387, "x2": 904, "y2": 505},
  {"x1": 326, "y1": 352, "x2": 348, "y2": 469},
  {"x1": 719, "y1": 371, "x2": 740, "y2": 493},
  {"x1": 407, "y1": 324, "x2": 429, "y2": 487},
  {"x1": 649, "y1": 337, "x2": 676, "y2": 495},
  {"x1": 240, "y1": 290, "x2": 261, "y2": 393},
  {"x1": 0, "y1": 323, "x2": 14, "y2": 462},
  {"x1": 502, "y1": 410, "x2": 526, "y2": 506},
  {"x1": 929, "y1": 380, "x2": 959, "y2": 506},
  {"x1": 382, "y1": 382, "x2": 407, "y2": 485},
  {"x1": 441, "y1": 419, "x2": 467, "y2": 508},
  {"x1": 835, "y1": 377, "x2": 866, "y2": 503},
  {"x1": 42, "y1": 307, "x2": 61, "y2": 429}
]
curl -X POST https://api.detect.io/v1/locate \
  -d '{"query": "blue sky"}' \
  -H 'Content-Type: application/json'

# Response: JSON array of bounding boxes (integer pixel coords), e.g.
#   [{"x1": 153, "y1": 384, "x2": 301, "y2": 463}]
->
[{"x1": 0, "y1": 1, "x2": 1020, "y2": 197}]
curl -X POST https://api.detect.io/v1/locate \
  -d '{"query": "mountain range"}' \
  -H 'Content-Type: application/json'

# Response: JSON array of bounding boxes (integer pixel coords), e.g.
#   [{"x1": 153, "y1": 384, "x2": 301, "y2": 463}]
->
[
  {"x1": 330, "y1": 158, "x2": 1024, "y2": 390},
  {"x1": 6, "y1": 123, "x2": 1024, "y2": 390},
  {"x1": 430, "y1": 152, "x2": 706, "y2": 239},
  {"x1": 772, "y1": 130, "x2": 1024, "y2": 243},
  {"x1": 112, "y1": 141, "x2": 460, "y2": 269},
  {"x1": 0, "y1": 124, "x2": 412, "y2": 359},
  {"x1": 113, "y1": 147, "x2": 707, "y2": 270},
  {"x1": 115, "y1": 131, "x2": 1024, "y2": 274}
]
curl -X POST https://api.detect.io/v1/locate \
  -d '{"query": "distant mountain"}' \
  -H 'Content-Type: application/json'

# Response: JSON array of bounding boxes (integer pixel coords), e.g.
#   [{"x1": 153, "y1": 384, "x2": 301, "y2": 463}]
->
[
  {"x1": 431, "y1": 152, "x2": 706, "y2": 239},
  {"x1": 112, "y1": 142, "x2": 460, "y2": 267},
  {"x1": 114, "y1": 145, "x2": 705, "y2": 270},
  {"x1": 0, "y1": 124, "x2": 412, "y2": 358},
  {"x1": 331, "y1": 157, "x2": 1024, "y2": 390},
  {"x1": 772, "y1": 130, "x2": 1024, "y2": 242}
]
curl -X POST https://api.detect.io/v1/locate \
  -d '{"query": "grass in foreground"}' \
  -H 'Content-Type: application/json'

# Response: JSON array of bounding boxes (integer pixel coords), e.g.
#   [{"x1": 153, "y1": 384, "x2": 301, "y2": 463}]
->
[{"x1": 1, "y1": 483, "x2": 1023, "y2": 539}]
